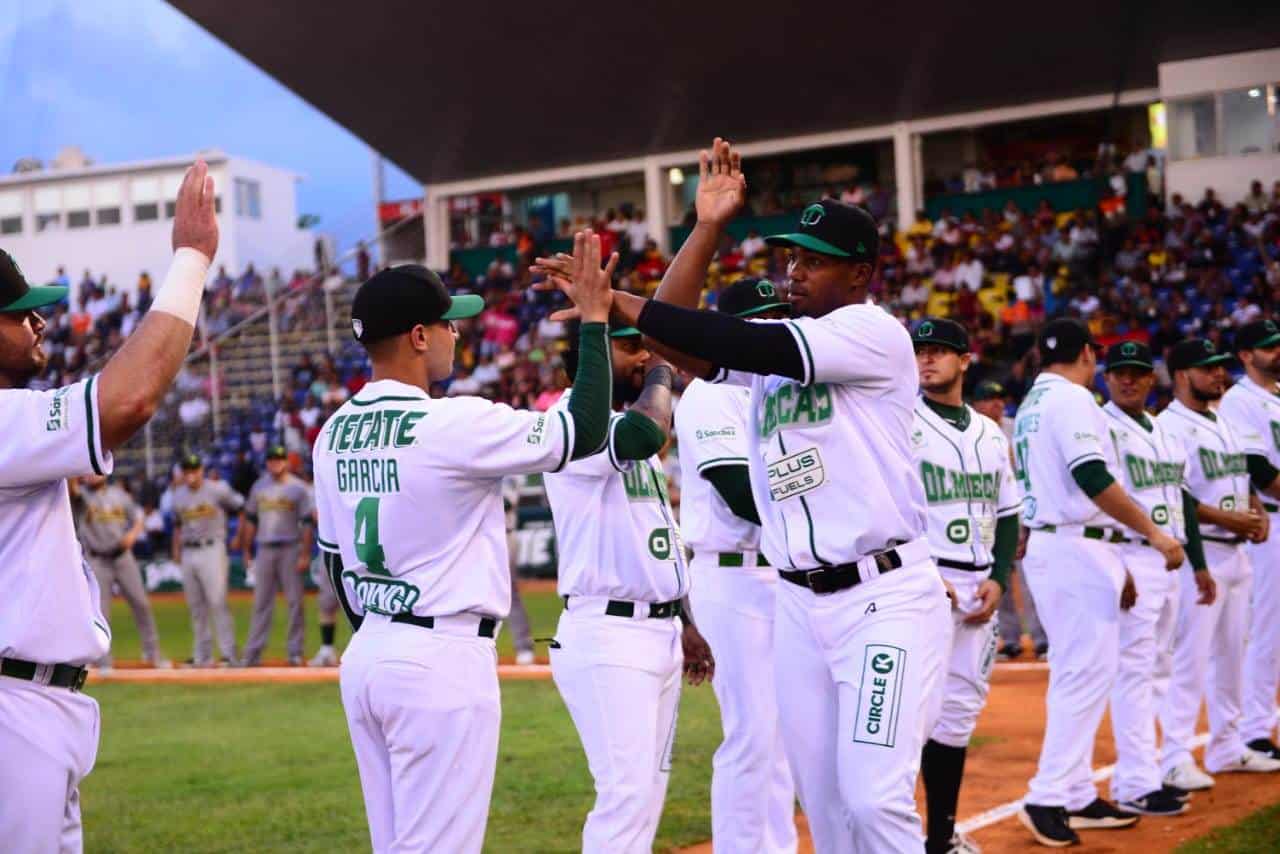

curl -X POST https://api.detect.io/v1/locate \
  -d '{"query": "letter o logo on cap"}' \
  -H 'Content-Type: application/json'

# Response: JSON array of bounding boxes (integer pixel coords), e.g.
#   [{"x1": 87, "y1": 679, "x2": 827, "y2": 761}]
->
[
  {"x1": 919, "y1": 321, "x2": 935, "y2": 336},
  {"x1": 756, "y1": 281, "x2": 776, "y2": 298},
  {"x1": 1121, "y1": 342, "x2": 1138, "y2": 357},
  {"x1": 800, "y1": 204, "x2": 825, "y2": 227}
]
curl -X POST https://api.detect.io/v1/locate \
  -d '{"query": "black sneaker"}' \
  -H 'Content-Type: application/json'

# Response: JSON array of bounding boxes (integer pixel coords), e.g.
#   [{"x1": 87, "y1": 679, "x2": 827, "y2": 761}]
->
[
  {"x1": 1019, "y1": 804, "x2": 1079, "y2": 847},
  {"x1": 997, "y1": 642, "x2": 1023, "y2": 661},
  {"x1": 1035, "y1": 642, "x2": 1049, "y2": 661},
  {"x1": 1161, "y1": 783, "x2": 1191, "y2": 802},
  {"x1": 1246, "y1": 738, "x2": 1280, "y2": 760},
  {"x1": 1067, "y1": 797, "x2": 1140, "y2": 829},
  {"x1": 1116, "y1": 788, "x2": 1190, "y2": 816}
]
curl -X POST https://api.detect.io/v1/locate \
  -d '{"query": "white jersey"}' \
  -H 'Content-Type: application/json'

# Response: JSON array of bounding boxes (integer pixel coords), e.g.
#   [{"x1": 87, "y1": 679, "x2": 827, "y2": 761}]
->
[
  {"x1": 673, "y1": 378, "x2": 759, "y2": 555},
  {"x1": 1157, "y1": 399, "x2": 1251, "y2": 541},
  {"x1": 710, "y1": 301, "x2": 927, "y2": 568},
  {"x1": 911, "y1": 400, "x2": 1021, "y2": 567},
  {"x1": 544, "y1": 395, "x2": 688, "y2": 602},
  {"x1": 1219, "y1": 376, "x2": 1280, "y2": 510},
  {"x1": 0, "y1": 376, "x2": 113, "y2": 665},
  {"x1": 1013, "y1": 372, "x2": 1116, "y2": 528},
  {"x1": 1101, "y1": 402, "x2": 1187, "y2": 540},
  {"x1": 313, "y1": 378, "x2": 576, "y2": 621}
]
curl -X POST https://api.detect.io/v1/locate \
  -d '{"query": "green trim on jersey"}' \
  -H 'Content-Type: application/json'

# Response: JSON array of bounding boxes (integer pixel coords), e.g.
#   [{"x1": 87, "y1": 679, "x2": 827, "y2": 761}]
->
[
  {"x1": 786, "y1": 320, "x2": 817, "y2": 386},
  {"x1": 696, "y1": 455, "x2": 749, "y2": 472},
  {"x1": 348, "y1": 394, "x2": 426, "y2": 407},
  {"x1": 85, "y1": 375, "x2": 104, "y2": 476},
  {"x1": 316, "y1": 535, "x2": 339, "y2": 552},
  {"x1": 553, "y1": 410, "x2": 571, "y2": 472}
]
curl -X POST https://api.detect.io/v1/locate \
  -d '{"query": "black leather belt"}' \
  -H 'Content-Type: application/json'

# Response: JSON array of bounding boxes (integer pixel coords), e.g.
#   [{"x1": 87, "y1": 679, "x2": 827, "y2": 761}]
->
[
  {"x1": 564, "y1": 597, "x2": 683, "y2": 619},
  {"x1": 1034, "y1": 524, "x2": 1127, "y2": 543},
  {"x1": 1264, "y1": 502, "x2": 1278, "y2": 513},
  {"x1": 89, "y1": 546, "x2": 127, "y2": 559},
  {"x1": 183, "y1": 539, "x2": 217, "y2": 549},
  {"x1": 1203, "y1": 534, "x2": 1245, "y2": 545},
  {"x1": 936, "y1": 558, "x2": 989, "y2": 572},
  {"x1": 390, "y1": 613, "x2": 497, "y2": 638},
  {"x1": 258, "y1": 541, "x2": 299, "y2": 549},
  {"x1": 779, "y1": 546, "x2": 905, "y2": 594},
  {"x1": 717, "y1": 552, "x2": 770, "y2": 568},
  {"x1": 0, "y1": 658, "x2": 88, "y2": 692}
]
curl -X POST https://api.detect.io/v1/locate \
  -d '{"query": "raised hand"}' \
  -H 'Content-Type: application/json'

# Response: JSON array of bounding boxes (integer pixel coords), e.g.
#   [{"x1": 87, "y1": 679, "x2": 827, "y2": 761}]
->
[
  {"x1": 695, "y1": 137, "x2": 746, "y2": 226},
  {"x1": 538, "y1": 230, "x2": 615, "y2": 324},
  {"x1": 172, "y1": 159, "x2": 219, "y2": 260}
]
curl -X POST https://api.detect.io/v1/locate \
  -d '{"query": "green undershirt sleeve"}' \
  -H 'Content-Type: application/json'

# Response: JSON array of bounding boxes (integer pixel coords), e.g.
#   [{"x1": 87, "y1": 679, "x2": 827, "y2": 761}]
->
[
  {"x1": 1247, "y1": 453, "x2": 1280, "y2": 494},
  {"x1": 1183, "y1": 489, "x2": 1208, "y2": 572},
  {"x1": 567, "y1": 323, "x2": 612, "y2": 459},
  {"x1": 1071, "y1": 459, "x2": 1116, "y2": 498},
  {"x1": 612, "y1": 410, "x2": 666, "y2": 461},
  {"x1": 703, "y1": 464, "x2": 760, "y2": 525},
  {"x1": 990, "y1": 514, "x2": 1019, "y2": 592}
]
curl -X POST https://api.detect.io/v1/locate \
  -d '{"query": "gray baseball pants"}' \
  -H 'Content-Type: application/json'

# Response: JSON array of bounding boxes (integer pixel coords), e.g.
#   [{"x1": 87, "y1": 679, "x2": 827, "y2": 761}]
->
[
  {"x1": 998, "y1": 561, "x2": 1048, "y2": 649},
  {"x1": 243, "y1": 541, "x2": 305, "y2": 663},
  {"x1": 507, "y1": 529, "x2": 532, "y2": 654},
  {"x1": 88, "y1": 551, "x2": 160, "y2": 665},
  {"x1": 181, "y1": 544, "x2": 238, "y2": 664}
]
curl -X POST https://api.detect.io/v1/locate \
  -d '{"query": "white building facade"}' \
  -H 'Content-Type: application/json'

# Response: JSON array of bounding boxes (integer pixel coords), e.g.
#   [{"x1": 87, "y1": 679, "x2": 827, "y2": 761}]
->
[{"x1": 0, "y1": 150, "x2": 313, "y2": 299}]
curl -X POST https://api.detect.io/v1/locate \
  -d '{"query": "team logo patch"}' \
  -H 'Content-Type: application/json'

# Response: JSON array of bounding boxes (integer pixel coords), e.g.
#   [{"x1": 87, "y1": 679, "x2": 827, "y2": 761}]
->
[
  {"x1": 351, "y1": 318, "x2": 364, "y2": 339},
  {"x1": 1023, "y1": 495, "x2": 1038, "y2": 521},
  {"x1": 946, "y1": 518, "x2": 971, "y2": 544},
  {"x1": 526, "y1": 414, "x2": 547, "y2": 445},
  {"x1": 767, "y1": 446, "x2": 826, "y2": 501},
  {"x1": 918, "y1": 320, "x2": 935, "y2": 337},
  {"x1": 755, "y1": 280, "x2": 777, "y2": 299},
  {"x1": 853, "y1": 644, "x2": 906, "y2": 748},
  {"x1": 1121, "y1": 342, "x2": 1138, "y2": 357},
  {"x1": 648, "y1": 527, "x2": 673, "y2": 560},
  {"x1": 800, "y1": 204, "x2": 825, "y2": 227}
]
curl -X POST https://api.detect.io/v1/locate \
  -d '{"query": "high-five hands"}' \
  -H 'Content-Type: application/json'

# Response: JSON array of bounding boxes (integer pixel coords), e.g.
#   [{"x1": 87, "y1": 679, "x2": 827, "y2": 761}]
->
[
  {"x1": 695, "y1": 137, "x2": 746, "y2": 227},
  {"x1": 535, "y1": 229, "x2": 616, "y2": 324}
]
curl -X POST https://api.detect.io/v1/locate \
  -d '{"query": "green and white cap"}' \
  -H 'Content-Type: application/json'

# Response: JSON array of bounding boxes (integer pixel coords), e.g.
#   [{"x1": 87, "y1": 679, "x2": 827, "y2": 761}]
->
[{"x1": 0, "y1": 250, "x2": 67, "y2": 313}]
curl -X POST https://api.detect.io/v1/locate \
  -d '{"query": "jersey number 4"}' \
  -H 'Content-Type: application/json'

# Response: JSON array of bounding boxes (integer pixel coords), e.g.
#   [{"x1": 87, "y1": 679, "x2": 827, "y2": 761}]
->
[{"x1": 354, "y1": 496, "x2": 390, "y2": 576}]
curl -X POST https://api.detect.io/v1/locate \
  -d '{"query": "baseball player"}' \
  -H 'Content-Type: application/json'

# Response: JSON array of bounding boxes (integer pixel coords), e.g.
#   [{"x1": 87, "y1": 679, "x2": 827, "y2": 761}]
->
[
  {"x1": 911, "y1": 318, "x2": 1021, "y2": 854},
  {"x1": 240, "y1": 445, "x2": 315, "y2": 666},
  {"x1": 540, "y1": 142, "x2": 954, "y2": 849},
  {"x1": 1158, "y1": 338, "x2": 1280, "y2": 790},
  {"x1": 503, "y1": 475, "x2": 536, "y2": 665},
  {"x1": 542, "y1": 324, "x2": 715, "y2": 854},
  {"x1": 1012, "y1": 318, "x2": 1184, "y2": 847},
  {"x1": 0, "y1": 161, "x2": 217, "y2": 852},
  {"x1": 171, "y1": 453, "x2": 245, "y2": 667},
  {"x1": 70, "y1": 475, "x2": 167, "y2": 671},
  {"x1": 1218, "y1": 319, "x2": 1280, "y2": 759},
  {"x1": 313, "y1": 241, "x2": 615, "y2": 854},
  {"x1": 1099, "y1": 341, "x2": 1212, "y2": 816},
  {"x1": 674, "y1": 278, "x2": 797, "y2": 854},
  {"x1": 971, "y1": 381, "x2": 1049, "y2": 661}
]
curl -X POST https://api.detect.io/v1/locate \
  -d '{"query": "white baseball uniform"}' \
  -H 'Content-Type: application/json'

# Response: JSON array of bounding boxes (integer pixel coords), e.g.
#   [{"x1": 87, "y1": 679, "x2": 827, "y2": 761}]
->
[
  {"x1": 710, "y1": 302, "x2": 950, "y2": 854},
  {"x1": 0, "y1": 375, "x2": 112, "y2": 853},
  {"x1": 1219, "y1": 376, "x2": 1280, "y2": 744},
  {"x1": 544, "y1": 400, "x2": 689, "y2": 854},
  {"x1": 1014, "y1": 372, "x2": 1127, "y2": 810},
  {"x1": 1100, "y1": 402, "x2": 1188, "y2": 801},
  {"x1": 912, "y1": 400, "x2": 1020, "y2": 750},
  {"x1": 676, "y1": 378, "x2": 796, "y2": 854},
  {"x1": 1157, "y1": 400, "x2": 1255, "y2": 774},
  {"x1": 313, "y1": 378, "x2": 577, "y2": 854}
]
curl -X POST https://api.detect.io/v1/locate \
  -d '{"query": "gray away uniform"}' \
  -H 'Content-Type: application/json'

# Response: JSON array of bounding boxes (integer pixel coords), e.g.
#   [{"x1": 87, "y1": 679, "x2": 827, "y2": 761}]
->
[
  {"x1": 172, "y1": 479, "x2": 244, "y2": 664},
  {"x1": 75, "y1": 483, "x2": 160, "y2": 665},
  {"x1": 242, "y1": 474, "x2": 314, "y2": 663}
]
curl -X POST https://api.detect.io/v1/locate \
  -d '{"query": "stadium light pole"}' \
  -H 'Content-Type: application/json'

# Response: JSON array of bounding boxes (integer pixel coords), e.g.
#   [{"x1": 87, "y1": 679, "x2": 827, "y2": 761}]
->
[{"x1": 370, "y1": 148, "x2": 386, "y2": 268}]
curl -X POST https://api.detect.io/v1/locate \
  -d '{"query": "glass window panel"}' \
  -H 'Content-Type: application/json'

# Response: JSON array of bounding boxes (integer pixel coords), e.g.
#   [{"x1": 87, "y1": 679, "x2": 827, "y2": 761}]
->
[
  {"x1": 62, "y1": 183, "x2": 90, "y2": 209},
  {"x1": 1168, "y1": 96, "x2": 1217, "y2": 161},
  {"x1": 93, "y1": 181, "x2": 122, "y2": 206},
  {"x1": 1222, "y1": 87, "x2": 1269, "y2": 156},
  {"x1": 34, "y1": 187, "x2": 61, "y2": 212},
  {"x1": 0, "y1": 192, "x2": 22, "y2": 217}
]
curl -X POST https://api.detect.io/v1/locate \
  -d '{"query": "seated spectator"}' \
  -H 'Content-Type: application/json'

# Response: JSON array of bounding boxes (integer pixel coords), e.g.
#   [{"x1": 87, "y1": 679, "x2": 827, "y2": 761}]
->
[
  {"x1": 1244, "y1": 180, "x2": 1269, "y2": 215},
  {"x1": 955, "y1": 249, "x2": 985, "y2": 293},
  {"x1": 899, "y1": 275, "x2": 929, "y2": 311}
]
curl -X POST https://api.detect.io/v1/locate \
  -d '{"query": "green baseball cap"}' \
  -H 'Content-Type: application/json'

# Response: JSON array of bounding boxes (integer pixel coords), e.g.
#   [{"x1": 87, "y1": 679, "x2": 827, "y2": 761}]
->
[
  {"x1": 266, "y1": 444, "x2": 288, "y2": 460},
  {"x1": 1168, "y1": 338, "x2": 1234, "y2": 372},
  {"x1": 1104, "y1": 340, "x2": 1154, "y2": 371},
  {"x1": 912, "y1": 317, "x2": 969, "y2": 352},
  {"x1": 971, "y1": 380, "x2": 1008, "y2": 401},
  {"x1": 765, "y1": 199, "x2": 879, "y2": 262},
  {"x1": 0, "y1": 250, "x2": 67, "y2": 313},
  {"x1": 1234, "y1": 319, "x2": 1280, "y2": 352},
  {"x1": 716, "y1": 278, "x2": 791, "y2": 318}
]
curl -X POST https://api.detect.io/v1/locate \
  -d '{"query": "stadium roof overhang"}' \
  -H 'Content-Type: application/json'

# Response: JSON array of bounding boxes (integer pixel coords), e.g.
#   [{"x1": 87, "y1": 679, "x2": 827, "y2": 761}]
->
[{"x1": 171, "y1": 1, "x2": 1279, "y2": 187}]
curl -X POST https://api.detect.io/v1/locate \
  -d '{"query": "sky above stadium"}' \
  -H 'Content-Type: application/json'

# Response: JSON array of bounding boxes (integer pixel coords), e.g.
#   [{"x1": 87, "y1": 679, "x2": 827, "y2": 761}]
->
[{"x1": 0, "y1": 0, "x2": 420, "y2": 258}]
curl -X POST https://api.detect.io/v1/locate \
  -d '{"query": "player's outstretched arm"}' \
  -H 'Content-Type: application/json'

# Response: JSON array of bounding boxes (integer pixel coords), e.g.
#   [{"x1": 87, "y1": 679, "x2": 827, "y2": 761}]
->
[
  {"x1": 97, "y1": 161, "x2": 218, "y2": 451},
  {"x1": 611, "y1": 356, "x2": 675, "y2": 461},
  {"x1": 1082, "y1": 469, "x2": 1186, "y2": 568},
  {"x1": 559, "y1": 231, "x2": 616, "y2": 459}
]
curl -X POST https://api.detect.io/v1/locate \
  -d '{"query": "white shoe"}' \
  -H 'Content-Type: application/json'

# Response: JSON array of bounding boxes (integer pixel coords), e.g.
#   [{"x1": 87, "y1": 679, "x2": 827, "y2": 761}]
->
[
  {"x1": 96, "y1": 664, "x2": 113, "y2": 677},
  {"x1": 145, "y1": 655, "x2": 173, "y2": 669},
  {"x1": 946, "y1": 831, "x2": 981, "y2": 853},
  {"x1": 1164, "y1": 762, "x2": 1215, "y2": 791},
  {"x1": 1208, "y1": 749, "x2": 1280, "y2": 774},
  {"x1": 308, "y1": 646, "x2": 338, "y2": 667},
  {"x1": 515, "y1": 649, "x2": 536, "y2": 666}
]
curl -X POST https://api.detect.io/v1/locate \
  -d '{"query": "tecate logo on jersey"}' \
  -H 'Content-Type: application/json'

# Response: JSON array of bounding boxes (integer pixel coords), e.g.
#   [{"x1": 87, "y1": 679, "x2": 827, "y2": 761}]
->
[
  {"x1": 854, "y1": 644, "x2": 905, "y2": 748},
  {"x1": 767, "y1": 447, "x2": 826, "y2": 501}
]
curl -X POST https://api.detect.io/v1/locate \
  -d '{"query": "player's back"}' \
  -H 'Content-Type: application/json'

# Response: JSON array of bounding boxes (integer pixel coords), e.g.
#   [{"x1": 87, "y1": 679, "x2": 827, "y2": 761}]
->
[{"x1": 313, "y1": 378, "x2": 576, "y2": 620}]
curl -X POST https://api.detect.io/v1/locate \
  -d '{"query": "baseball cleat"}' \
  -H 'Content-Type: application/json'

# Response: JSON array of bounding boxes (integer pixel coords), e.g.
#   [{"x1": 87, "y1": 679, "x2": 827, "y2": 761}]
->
[
  {"x1": 1246, "y1": 738, "x2": 1280, "y2": 760},
  {"x1": 945, "y1": 830, "x2": 982, "y2": 853},
  {"x1": 1161, "y1": 783, "x2": 1191, "y2": 802},
  {"x1": 1034, "y1": 642, "x2": 1049, "y2": 661},
  {"x1": 996, "y1": 643, "x2": 1022, "y2": 661},
  {"x1": 1163, "y1": 762, "x2": 1215, "y2": 791},
  {"x1": 308, "y1": 646, "x2": 339, "y2": 667},
  {"x1": 288, "y1": 655, "x2": 304, "y2": 666},
  {"x1": 1065, "y1": 797, "x2": 1140, "y2": 829},
  {"x1": 514, "y1": 649, "x2": 536, "y2": 666},
  {"x1": 1207, "y1": 749, "x2": 1280, "y2": 774},
  {"x1": 1116, "y1": 789, "x2": 1190, "y2": 816},
  {"x1": 1019, "y1": 804, "x2": 1079, "y2": 847}
]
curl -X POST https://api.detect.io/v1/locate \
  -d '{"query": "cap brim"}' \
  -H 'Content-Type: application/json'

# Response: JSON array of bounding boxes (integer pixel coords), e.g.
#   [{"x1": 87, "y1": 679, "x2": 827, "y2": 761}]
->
[
  {"x1": 733, "y1": 302, "x2": 792, "y2": 319},
  {"x1": 1105, "y1": 360, "x2": 1154, "y2": 371},
  {"x1": 1191, "y1": 354, "x2": 1235, "y2": 368},
  {"x1": 1241, "y1": 333, "x2": 1280, "y2": 351},
  {"x1": 764, "y1": 233, "x2": 851, "y2": 258},
  {"x1": 609, "y1": 326, "x2": 642, "y2": 338},
  {"x1": 912, "y1": 337, "x2": 968, "y2": 352},
  {"x1": 441, "y1": 293, "x2": 484, "y2": 320},
  {"x1": 0, "y1": 285, "x2": 68, "y2": 313}
]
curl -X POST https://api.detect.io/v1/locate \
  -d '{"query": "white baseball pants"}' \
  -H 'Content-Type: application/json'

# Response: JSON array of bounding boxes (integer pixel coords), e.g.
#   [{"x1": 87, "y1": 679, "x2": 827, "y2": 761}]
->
[
  {"x1": 1160, "y1": 542, "x2": 1252, "y2": 774},
  {"x1": 773, "y1": 548, "x2": 950, "y2": 854},
  {"x1": 339, "y1": 615, "x2": 501, "y2": 854},
  {"x1": 550, "y1": 601, "x2": 683, "y2": 854},
  {"x1": 1243, "y1": 530, "x2": 1280, "y2": 743},
  {"x1": 689, "y1": 552, "x2": 797, "y2": 854},
  {"x1": 1109, "y1": 544, "x2": 1180, "y2": 802},
  {"x1": 1022, "y1": 533, "x2": 1124, "y2": 809},
  {"x1": 0, "y1": 676, "x2": 99, "y2": 854},
  {"x1": 930, "y1": 569, "x2": 998, "y2": 749}
]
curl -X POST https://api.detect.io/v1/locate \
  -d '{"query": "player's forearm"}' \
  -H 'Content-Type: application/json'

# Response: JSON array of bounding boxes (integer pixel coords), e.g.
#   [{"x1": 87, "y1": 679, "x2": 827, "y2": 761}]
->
[
  {"x1": 97, "y1": 249, "x2": 210, "y2": 450},
  {"x1": 1091, "y1": 482, "x2": 1165, "y2": 541},
  {"x1": 990, "y1": 513, "x2": 1019, "y2": 591},
  {"x1": 1183, "y1": 490, "x2": 1208, "y2": 571},
  {"x1": 1247, "y1": 454, "x2": 1280, "y2": 499},
  {"x1": 628, "y1": 362, "x2": 673, "y2": 437},
  {"x1": 652, "y1": 221, "x2": 721, "y2": 309},
  {"x1": 566, "y1": 323, "x2": 612, "y2": 458},
  {"x1": 703, "y1": 464, "x2": 760, "y2": 525}
]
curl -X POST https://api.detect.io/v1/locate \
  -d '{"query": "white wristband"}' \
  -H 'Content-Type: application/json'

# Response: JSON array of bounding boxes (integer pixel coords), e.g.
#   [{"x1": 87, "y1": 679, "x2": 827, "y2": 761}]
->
[{"x1": 150, "y1": 247, "x2": 211, "y2": 325}]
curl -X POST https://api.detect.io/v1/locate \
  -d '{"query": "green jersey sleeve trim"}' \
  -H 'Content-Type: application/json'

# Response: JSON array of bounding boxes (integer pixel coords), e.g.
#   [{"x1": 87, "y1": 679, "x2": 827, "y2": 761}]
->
[
  {"x1": 1070, "y1": 459, "x2": 1115, "y2": 498},
  {"x1": 85, "y1": 375, "x2": 105, "y2": 476},
  {"x1": 784, "y1": 320, "x2": 816, "y2": 387}
]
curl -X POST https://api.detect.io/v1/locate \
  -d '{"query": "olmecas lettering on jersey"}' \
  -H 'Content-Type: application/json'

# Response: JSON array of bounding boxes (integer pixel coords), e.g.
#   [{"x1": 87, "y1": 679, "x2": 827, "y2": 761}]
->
[
  {"x1": 1122, "y1": 454, "x2": 1183, "y2": 489},
  {"x1": 767, "y1": 446, "x2": 826, "y2": 501},
  {"x1": 759, "y1": 382, "x2": 834, "y2": 438},
  {"x1": 1198, "y1": 448, "x2": 1247, "y2": 479}
]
